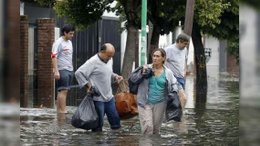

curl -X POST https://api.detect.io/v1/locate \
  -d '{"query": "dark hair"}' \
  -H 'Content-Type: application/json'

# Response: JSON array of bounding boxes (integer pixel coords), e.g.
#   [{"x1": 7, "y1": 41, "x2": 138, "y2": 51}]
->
[
  {"x1": 152, "y1": 48, "x2": 166, "y2": 64},
  {"x1": 100, "y1": 44, "x2": 107, "y2": 52},
  {"x1": 176, "y1": 33, "x2": 190, "y2": 43},
  {"x1": 62, "y1": 24, "x2": 75, "y2": 36}
]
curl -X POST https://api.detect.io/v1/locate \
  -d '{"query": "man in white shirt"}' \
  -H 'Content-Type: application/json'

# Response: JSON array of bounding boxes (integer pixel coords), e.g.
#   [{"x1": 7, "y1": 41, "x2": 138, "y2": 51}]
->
[
  {"x1": 51, "y1": 24, "x2": 75, "y2": 113},
  {"x1": 164, "y1": 33, "x2": 190, "y2": 110}
]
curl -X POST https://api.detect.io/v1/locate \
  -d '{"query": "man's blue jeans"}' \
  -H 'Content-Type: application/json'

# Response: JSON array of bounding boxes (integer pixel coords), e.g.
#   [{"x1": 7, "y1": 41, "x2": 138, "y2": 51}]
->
[
  {"x1": 176, "y1": 77, "x2": 185, "y2": 90},
  {"x1": 92, "y1": 97, "x2": 121, "y2": 132}
]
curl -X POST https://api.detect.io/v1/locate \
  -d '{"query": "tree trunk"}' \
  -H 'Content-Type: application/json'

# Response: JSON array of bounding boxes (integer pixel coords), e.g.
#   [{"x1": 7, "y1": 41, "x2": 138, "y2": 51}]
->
[
  {"x1": 119, "y1": 0, "x2": 141, "y2": 80},
  {"x1": 192, "y1": 28, "x2": 207, "y2": 100},
  {"x1": 121, "y1": 26, "x2": 138, "y2": 80},
  {"x1": 147, "y1": 21, "x2": 153, "y2": 64},
  {"x1": 148, "y1": 24, "x2": 160, "y2": 64}
]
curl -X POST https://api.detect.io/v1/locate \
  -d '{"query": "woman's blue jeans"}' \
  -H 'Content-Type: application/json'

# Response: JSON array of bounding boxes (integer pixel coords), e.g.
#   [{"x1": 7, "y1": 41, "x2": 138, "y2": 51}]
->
[{"x1": 92, "y1": 97, "x2": 121, "y2": 132}]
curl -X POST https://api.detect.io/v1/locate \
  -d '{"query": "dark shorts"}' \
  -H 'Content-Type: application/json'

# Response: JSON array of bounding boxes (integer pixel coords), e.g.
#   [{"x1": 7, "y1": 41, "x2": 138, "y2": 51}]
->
[
  {"x1": 56, "y1": 70, "x2": 74, "y2": 91},
  {"x1": 176, "y1": 77, "x2": 185, "y2": 90}
]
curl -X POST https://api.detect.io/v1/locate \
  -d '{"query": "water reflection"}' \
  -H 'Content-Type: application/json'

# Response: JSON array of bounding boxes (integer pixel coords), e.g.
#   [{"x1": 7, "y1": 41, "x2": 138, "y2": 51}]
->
[
  {"x1": 139, "y1": 135, "x2": 161, "y2": 146},
  {"x1": 20, "y1": 75, "x2": 239, "y2": 145}
]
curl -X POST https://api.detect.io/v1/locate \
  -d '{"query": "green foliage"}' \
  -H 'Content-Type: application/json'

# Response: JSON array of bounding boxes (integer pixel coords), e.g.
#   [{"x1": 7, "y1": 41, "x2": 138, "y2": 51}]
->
[
  {"x1": 34, "y1": 0, "x2": 56, "y2": 6},
  {"x1": 110, "y1": 1, "x2": 127, "y2": 33},
  {"x1": 53, "y1": 0, "x2": 114, "y2": 30},
  {"x1": 227, "y1": 41, "x2": 239, "y2": 65},
  {"x1": 144, "y1": 0, "x2": 238, "y2": 41},
  {"x1": 195, "y1": 0, "x2": 230, "y2": 29},
  {"x1": 112, "y1": 0, "x2": 142, "y2": 31},
  {"x1": 169, "y1": 0, "x2": 239, "y2": 65},
  {"x1": 146, "y1": 0, "x2": 233, "y2": 37},
  {"x1": 32, "y1": 0, "x2": 114, "y2": 30},
  {"x1": 200, "y1": 0, "x2": 239, "y2": 42},
  {"x1": 193, "y1": 0, "x2": 239, "y2": 63},
  {"x1": 147, "y1": 0, "x2": 186, "y2": 35}
]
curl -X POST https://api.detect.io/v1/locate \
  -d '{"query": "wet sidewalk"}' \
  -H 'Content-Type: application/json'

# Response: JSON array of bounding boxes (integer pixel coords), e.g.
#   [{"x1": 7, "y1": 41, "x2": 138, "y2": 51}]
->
[{"x1": 20, "y1": 75, "x2": 239, "y2": 145}]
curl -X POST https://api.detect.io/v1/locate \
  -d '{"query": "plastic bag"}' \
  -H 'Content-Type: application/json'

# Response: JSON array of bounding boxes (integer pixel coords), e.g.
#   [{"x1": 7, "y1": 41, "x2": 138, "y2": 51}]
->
[
  {"x1": 71, "y1": 96, "x2": 99, "y2": 130},
  {"x1": 166, "y1": 92, "x2": 182, "y2": 122}
]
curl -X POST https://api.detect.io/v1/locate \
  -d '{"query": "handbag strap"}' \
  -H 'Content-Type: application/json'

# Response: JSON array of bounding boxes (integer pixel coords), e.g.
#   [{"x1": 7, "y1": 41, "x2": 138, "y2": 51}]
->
[{"x1": 116, "y1": 80, "x2": 129, "y2": 94}]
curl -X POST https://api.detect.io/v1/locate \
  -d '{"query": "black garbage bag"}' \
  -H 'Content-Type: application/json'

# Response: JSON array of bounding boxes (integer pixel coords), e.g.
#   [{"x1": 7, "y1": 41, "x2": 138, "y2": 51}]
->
[
  {"x1": 166, "y1": 92, "x2": 182, "y2": 122},
  {"x1": 71, "y1": 96, "x2": 99, "y2": 130}
]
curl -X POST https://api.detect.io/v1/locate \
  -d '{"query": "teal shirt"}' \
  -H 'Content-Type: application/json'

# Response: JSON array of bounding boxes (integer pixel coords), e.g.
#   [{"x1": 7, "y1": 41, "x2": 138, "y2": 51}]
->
[{"x1": 148, "y1": 69, "x2": 167, "y2": 104}]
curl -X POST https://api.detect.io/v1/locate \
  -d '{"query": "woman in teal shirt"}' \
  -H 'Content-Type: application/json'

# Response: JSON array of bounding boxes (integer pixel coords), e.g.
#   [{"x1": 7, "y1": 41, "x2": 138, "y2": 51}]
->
[{"x1": 130, "y1": 49, "x2": 179, "y2": 134}]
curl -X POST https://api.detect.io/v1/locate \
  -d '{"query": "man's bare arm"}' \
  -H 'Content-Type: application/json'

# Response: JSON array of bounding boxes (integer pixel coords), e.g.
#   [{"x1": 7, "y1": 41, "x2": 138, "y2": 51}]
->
[{"x1": 52, "y1": 57, "x2": 60, "y2": 80}]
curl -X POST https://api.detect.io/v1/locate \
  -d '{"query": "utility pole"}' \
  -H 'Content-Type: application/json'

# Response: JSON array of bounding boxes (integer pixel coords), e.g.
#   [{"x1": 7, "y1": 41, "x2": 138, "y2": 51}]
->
[
  {"x1": 183, "y1": 0, "x2": 195, "y2": 75},
  {"x1": 140, "y1": 0, "x2": 147, "y2": 66},
  {"x1": 184, "y1": 0, "x2": 195, "y2": 41},
  {"x1": 183, "y1": 0, "x2": 197, "y2": 99}
]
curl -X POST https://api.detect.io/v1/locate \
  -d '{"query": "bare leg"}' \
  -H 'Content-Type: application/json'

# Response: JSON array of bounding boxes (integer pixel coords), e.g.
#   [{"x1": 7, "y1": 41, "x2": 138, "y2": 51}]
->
[
  {"x1": 178, "y1": 89, "x2": 187, "y2": 111},
  {"x1": 57, "y1": 90, "x2": 68, "y2": 113}
]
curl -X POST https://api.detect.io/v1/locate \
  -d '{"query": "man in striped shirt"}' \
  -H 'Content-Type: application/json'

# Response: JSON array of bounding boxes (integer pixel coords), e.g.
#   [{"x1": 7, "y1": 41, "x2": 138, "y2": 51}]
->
[{"x1": 51, "y1": 24, "x2": 75, "y2": 113}]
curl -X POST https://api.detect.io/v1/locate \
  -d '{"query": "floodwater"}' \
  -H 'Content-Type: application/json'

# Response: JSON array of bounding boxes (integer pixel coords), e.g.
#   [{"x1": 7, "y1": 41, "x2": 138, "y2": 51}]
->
[{"x1": 20, "y1": 75, "x2": 239, "y2": 145}]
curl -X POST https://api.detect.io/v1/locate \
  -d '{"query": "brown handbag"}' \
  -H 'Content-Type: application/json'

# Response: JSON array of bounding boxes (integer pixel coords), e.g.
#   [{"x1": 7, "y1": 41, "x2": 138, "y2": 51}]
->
[{"x1": 115, "y1": 81, "x2": 138, "y2": 119}]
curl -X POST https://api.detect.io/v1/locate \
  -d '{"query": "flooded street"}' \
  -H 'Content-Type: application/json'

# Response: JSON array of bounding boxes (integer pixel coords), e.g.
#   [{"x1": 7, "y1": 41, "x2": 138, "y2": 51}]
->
[{"x1": 20, "y1": 75, "x2": 239, "y2": 145}]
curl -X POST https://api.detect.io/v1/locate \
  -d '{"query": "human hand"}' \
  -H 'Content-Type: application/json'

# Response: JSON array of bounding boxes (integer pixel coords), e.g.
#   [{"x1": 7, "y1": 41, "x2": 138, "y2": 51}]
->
[
  {"x1": 142, "y1": 65, "x2": 148, "y2": 73},
  {"x1": 54, "y1": 71, "x2": 60, "y2": 80},
  {"x1": 115, "y1": 75, "x2": 124, "y2": 84},
  {"x1": 86, "y1": 84, "x2": 92, "y2": 96}
]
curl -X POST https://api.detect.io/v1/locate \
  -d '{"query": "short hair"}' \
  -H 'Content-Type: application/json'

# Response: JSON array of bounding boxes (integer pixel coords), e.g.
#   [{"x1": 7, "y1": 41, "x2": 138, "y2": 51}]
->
[
  {"x1": 152, "y1": 48, "x2": 166, "y2": 64},
  {"x1": 101, "y1": 44, "x2": 107, "y2": 52},
  {"x1": 176, "y1": 33, "x2": 190, "y2": 43},
  {"x1": 62, "y1": 24, "x2": 75, "y2": 36}
]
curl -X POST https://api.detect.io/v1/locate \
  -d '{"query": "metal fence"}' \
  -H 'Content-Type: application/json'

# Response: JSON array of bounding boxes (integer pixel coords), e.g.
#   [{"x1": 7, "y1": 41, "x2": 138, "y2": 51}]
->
[{"x1": 55, "y1": 18, "x2": 122, "y2": 106}]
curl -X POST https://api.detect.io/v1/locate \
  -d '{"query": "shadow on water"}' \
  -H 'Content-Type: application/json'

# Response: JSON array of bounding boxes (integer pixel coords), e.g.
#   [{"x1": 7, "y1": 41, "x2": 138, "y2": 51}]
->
[{"x1": 20, "y1": 75, "x2": 239, "y2": 145}]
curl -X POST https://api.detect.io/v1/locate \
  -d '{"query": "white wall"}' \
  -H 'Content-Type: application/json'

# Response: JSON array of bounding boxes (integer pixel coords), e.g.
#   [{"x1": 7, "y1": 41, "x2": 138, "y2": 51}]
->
[
  {"x1": 187, "y1": 38, "x2": 194, "y2": 70},
  {"x1": 120, "y1": 22, "x2": 127, "y2": 71},
  {"x1": 159, "y1": 32, "x2": 172, "y2": 48},
  {"x1": 55, "y1": 27, "x2": 60, "y2": 40},
  {"x1": 20, "y1": 1, "x2": 24, "y2": 15},
  {"x1": 102, "y1": 1, "x2": 119, "y2": 20},
  {"x1": 205, "y1": 36, "x2": 220, "y2": 80}
]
